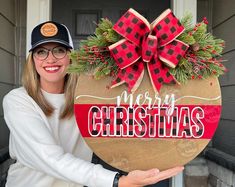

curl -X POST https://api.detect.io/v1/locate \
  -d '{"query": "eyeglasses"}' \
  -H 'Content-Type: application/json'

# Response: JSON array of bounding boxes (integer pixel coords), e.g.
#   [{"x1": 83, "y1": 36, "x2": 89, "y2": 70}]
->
[{"x1": 33, "y1": 46, "x2": 68, "y2": 60}]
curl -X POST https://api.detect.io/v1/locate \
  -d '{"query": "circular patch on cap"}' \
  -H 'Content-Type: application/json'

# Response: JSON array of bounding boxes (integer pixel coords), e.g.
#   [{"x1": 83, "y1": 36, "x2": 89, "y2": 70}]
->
[{"x1": 40, "y1": 23, "x2": 58, "y2": 37}]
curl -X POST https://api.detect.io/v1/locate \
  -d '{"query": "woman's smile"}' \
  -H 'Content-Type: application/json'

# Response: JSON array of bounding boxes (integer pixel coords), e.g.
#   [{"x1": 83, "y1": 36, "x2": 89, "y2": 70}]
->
[{"x1": 43, "y1": 65, "x2": 61, "y2": 73}]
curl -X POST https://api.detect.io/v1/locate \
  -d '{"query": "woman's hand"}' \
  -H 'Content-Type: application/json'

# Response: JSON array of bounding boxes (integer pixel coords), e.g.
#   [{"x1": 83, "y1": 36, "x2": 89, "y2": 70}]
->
[{"x1": 118, "y1": 166, "x2": 184, "y2": 187}]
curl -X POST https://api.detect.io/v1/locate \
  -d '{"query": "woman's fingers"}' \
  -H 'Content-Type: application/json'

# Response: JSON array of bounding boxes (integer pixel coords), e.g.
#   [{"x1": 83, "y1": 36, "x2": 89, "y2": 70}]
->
[
  {"x1": 143, "y1": 166, "x2": 184, "y2": 184},
  {"x1": 138, "y1": 168, "x2": 160, "y2": 178},
  {"x1": 119, "y1": 166, "x2": 184, "y2": 187},
  {"x1": 123, "y1": 169, "x2": 160, "y2": 186},
  {"x1": 157, "y1": 166, "x2": 184, "y2": 181}
]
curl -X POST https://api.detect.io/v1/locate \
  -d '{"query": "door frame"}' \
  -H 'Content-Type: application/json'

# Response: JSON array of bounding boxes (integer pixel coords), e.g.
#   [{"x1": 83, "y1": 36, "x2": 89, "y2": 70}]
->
[{"x1": 26, "y1": 1, "x2": 197, "y2": 187}]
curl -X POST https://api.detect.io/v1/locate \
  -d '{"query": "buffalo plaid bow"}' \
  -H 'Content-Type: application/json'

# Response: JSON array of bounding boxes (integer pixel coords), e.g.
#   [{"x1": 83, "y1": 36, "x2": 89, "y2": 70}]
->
[{"x1": 109, "y1": 8, "x2": 189, "y2": 93}]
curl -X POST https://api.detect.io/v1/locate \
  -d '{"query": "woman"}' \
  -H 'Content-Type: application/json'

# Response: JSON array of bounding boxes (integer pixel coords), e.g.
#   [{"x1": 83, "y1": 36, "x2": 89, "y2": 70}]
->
[{"x1": 3, "y1": 21, "x2": 184, "y2": 187}]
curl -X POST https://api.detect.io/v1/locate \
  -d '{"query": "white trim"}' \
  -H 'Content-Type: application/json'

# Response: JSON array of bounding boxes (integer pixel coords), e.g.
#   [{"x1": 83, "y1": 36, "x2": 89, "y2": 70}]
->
[
  {"x1": 171, "y1": 172, "x2": 184, "y2": 187},
  {"x1": 171, "y1": 1, "x2": 197, "y2": 186},
  {"x1": 26, "y1": 0, "x2": 52, "y2": 53},
  {"x1": 171, "y1": 2, "x2": 197, "y2": 187},
  {"x1": 171, "y1": 0, "x2": 197, "y2": 25}
]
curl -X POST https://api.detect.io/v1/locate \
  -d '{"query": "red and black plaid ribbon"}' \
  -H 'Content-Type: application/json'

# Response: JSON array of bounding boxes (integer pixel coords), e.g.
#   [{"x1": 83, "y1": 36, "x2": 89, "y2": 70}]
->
[{"x1": 109, "y1": 8, "x2": 189, "y2": 93}]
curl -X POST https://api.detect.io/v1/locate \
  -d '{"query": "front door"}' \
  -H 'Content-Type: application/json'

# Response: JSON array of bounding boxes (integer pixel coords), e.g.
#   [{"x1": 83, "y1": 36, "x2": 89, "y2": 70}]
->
[{"x1": 53, "y1": 1, "x2": 170, "y2": 186}]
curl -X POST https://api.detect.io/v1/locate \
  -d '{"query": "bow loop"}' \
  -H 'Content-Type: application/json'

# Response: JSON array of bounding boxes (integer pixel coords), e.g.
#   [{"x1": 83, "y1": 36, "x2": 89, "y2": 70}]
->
[
  {"x1": 113, "y1": 8, "x2": 151, "y2": 46},
  {"x1": 109, "y1": 39, "x2": 141, "y2": 69},
  {"x1": 158, "y1": 40, "x2": 189, "y2": 68},
  {"x1": 151, "y1": 9, "x2": 185, "y2": 47}
]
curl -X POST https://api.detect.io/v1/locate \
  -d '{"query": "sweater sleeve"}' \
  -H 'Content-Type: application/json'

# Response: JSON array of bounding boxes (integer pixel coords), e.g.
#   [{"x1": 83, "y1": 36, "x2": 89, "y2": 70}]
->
[{"x1": 3, "y1": 90, "x2": 116, "y2": 187}]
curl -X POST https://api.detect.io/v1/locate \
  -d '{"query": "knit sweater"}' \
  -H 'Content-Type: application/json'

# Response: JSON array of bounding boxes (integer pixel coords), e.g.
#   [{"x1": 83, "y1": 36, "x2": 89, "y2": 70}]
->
[{"x1": 3, "y1": 87, "x2": 116, "y2": 187}]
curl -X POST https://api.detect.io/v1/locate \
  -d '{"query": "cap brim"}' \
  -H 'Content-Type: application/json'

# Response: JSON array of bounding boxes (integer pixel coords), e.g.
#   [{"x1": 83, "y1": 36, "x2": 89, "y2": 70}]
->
[{"x1": 29, "y1": 39, "x2": 73, "y2": 51}]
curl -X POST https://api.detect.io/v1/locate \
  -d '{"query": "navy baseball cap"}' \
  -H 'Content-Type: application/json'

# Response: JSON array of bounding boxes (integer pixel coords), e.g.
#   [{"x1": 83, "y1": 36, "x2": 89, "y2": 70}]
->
[{"x1": 29, "y1": 21, "x2": 73, "y2": 51}]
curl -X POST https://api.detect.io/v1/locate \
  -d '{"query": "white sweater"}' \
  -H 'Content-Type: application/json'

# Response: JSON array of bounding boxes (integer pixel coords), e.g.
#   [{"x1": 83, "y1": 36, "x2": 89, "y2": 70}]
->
[{"x1": 3, "y1": 87, "x2": 116, "y2": 187}]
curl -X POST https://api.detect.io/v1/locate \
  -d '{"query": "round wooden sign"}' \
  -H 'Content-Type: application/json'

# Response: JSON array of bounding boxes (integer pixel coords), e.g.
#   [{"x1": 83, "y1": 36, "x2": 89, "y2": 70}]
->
[{"x1": 74, "y1": 73, "x2": 221, "y2": 172}]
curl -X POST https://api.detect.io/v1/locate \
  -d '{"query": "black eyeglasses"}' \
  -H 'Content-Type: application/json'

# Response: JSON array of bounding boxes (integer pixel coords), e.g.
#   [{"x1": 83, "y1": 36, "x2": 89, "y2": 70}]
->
[{"x1": 33, "y1": 46, "x2": 68, "y2": 60}]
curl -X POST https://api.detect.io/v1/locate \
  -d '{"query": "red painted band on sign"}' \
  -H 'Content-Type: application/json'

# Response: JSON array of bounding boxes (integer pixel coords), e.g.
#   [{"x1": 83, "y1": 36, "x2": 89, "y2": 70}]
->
[{"x1": 75, "y1": 104, "x2": 221, "y2": 139}]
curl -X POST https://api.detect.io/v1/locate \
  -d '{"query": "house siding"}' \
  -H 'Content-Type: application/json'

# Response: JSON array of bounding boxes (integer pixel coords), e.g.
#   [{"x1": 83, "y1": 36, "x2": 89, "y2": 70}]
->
[
  {"x1": 184, "y1": 1, "x2": 235, "y2": 187},
  {"x1": 0, "y1": 0, "x2": 16, "y2": 149},
  {"x1": 0, "y1": 0, "x2": 26, "y2": 186},
  {"x1": 211, "y1": 0, "x2": 235, "y2": 161},
  {"x1": 205, "y1": 0, "x2": 235, "y2": 186}
]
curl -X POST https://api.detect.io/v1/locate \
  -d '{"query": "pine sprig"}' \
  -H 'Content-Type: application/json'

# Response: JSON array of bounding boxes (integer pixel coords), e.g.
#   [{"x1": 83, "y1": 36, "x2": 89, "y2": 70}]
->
[
  {"x1": 68, "y1": 18, "x2": 120, "y2": 79},
  {"x1": 174, "y1": 16, "x2": 226, "y2": 83},
  {"x1": 177, "y1": 13, "x2": 195, "y2": 45},
  {"x1": 180, "y1": 12, "x2": 194, "y2": 32}
]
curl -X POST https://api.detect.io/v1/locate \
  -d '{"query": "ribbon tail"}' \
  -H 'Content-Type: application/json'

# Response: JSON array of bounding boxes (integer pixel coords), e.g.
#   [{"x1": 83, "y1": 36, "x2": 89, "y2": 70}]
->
[
  {"x1": 111, "y1": 61, "x2": 144, "y2": 93},
  {"x1": 147, "y1": 59, "x2": 176, "y2": 93},
  {"x1": 110, "y1": 71, "x2": 126, "y2": 88}
]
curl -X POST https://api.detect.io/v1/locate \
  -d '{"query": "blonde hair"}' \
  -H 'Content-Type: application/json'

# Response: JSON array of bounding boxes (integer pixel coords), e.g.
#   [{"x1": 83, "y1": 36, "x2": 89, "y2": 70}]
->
[{"x1": 22, "y1": 52, "x2": 78, "y2": 119}]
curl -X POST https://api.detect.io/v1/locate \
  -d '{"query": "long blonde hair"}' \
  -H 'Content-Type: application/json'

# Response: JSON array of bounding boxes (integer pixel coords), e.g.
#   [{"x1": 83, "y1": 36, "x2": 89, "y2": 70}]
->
[{"x1": 22, "y1": 52, "x2": 79, "y2": 119}]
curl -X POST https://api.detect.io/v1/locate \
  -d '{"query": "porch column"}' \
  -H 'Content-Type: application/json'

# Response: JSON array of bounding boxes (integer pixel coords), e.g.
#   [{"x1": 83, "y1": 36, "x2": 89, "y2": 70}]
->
[
  {"x1": 26, "y1": 0, "x2": 52, "y2": 53},
  {"x1": 171, "y1": 1, "x2": 197, "y2": 186},
  {"x1": 172, "y1": 0, "x2": 197, "y2": 24}
]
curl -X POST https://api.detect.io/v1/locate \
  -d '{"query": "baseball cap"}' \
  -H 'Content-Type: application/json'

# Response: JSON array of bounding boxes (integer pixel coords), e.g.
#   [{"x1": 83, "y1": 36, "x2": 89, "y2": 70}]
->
[{"x1": 29, "y1": 21, "x2": 73, "y2": 51}]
